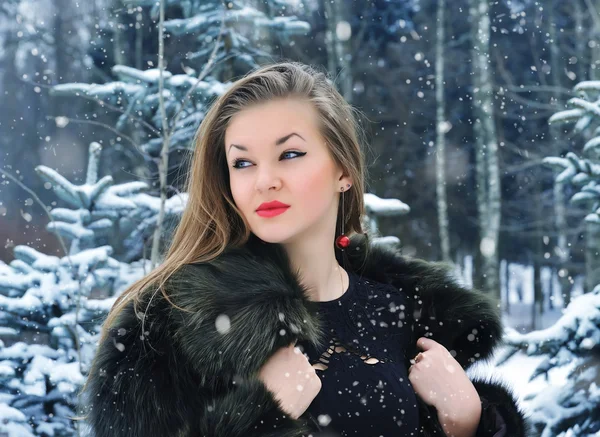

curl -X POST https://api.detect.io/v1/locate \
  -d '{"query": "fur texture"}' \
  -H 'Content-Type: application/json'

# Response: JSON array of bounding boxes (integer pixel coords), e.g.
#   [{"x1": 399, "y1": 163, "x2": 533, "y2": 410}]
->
[{"x1": 84, "y1": 233, "x2": 531, "y2": 436}]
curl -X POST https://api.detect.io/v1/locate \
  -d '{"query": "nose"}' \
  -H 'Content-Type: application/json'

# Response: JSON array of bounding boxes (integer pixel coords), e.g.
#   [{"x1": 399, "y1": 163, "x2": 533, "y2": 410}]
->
[{"x1": 254, "y1": 164, "x2": 282, "y2": 193}]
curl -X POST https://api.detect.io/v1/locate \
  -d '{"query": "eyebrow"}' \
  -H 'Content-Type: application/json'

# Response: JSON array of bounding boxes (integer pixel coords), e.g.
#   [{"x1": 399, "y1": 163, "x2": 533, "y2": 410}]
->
[{"x1": 228, "y1": 132, "x2": 305, "y2": 153}]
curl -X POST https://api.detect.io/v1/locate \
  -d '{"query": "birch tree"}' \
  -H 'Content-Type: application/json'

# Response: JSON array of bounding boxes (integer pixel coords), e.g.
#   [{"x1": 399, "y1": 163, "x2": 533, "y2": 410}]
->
[
  {"x1": 323, "y1": 0, "x2": 353, "y2": 102},
  {"x1": 436, "y1": 0, "x2": 451, "y2": 263},
  {"x1": 469, "y1": 0, "x2": 502, "y2": 299},
  {"x1": 549, "y1": 0, "x2": 574, "y2": 307}
]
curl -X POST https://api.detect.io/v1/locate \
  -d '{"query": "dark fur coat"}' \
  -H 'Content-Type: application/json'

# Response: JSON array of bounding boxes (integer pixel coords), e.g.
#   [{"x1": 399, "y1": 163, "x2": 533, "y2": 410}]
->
[{"x1": 84, "y1": 233, "x2": 530, "y2": 437}]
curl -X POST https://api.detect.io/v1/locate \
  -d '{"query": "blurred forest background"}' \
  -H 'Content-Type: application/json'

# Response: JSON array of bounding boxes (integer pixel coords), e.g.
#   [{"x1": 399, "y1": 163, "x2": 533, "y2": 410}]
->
[{"x1": 0, "y1": 0, "x2": 599, "y2": 435}]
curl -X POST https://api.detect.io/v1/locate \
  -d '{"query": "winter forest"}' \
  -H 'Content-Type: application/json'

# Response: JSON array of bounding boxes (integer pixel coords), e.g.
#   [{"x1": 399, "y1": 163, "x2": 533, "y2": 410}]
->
[{"x1": 0, "y1": 0, "x2": 599, "y2": 435}]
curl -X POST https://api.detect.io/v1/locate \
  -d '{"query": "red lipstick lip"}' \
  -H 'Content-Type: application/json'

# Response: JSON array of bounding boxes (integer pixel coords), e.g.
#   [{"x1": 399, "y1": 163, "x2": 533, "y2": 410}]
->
[
  {"x1": 256, "y1": 207, "x2": 289, "y2": 218},
  {"x1": 256, "y1": 201, "x2": 290, "y2": 211}
]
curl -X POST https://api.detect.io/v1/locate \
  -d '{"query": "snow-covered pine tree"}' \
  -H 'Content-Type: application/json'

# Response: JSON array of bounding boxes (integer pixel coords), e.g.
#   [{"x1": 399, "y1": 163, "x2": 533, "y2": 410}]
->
[
  {"x1": 0, "y1": 142, "x2": 186, "y2": 436},
  {"x1": 49, "y1": 0, "x2": 311, "y2": 188},
  {"x1": 546, "y1": 80, "x2": 600, "y2": 293},
  {"x1": 496, "y1": 80, "x2": 600, "y2": 437},
  {"x1": 49, "y1": 0, "x2": 311, "y2": 265},
  {"x1": 500, "y1": 290, "x2": 599, "y2": 437},
  {"x1": 363, "y1": 192, "x2": 410, "y2": 249}
]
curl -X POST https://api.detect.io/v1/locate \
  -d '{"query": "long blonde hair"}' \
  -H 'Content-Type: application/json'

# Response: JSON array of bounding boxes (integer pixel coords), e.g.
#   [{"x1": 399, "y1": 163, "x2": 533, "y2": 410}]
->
[{"x1": 77, "y1": 61, "x2": 371, "y2": 406}]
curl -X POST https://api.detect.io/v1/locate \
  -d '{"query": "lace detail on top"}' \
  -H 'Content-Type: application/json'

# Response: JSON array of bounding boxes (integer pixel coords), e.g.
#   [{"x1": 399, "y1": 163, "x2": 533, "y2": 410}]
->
[
  {"x1": 311, "y1": 336, "x2": 396, "y2": 371},
  {"x1": 303, "y1": 270, "x2": 413, "y2": 366}
]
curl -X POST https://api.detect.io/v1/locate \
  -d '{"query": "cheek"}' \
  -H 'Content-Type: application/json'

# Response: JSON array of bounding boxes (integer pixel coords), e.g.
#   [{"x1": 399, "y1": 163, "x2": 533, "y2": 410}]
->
[
  {"x1": 304, "y1": 167, "x2": 329, "y2": 191},
  {"x1": 230, "y1": 179, "x2": 249, "y2": 210},
  {"x1": 295, "y1": 163, "x2": 334, "y2": 206}
]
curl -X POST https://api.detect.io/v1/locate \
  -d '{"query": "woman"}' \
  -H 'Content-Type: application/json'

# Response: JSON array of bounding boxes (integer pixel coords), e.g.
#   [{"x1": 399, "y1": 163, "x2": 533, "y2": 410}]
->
[{"x1": 80, "y1": 61, "x2": 529, "y2": 437}]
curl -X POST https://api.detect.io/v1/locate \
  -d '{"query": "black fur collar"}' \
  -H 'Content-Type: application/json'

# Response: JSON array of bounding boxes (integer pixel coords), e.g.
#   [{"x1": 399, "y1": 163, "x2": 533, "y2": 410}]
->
[{"x1": 168, "y1": 232, "x2": 504, "y2": 381}]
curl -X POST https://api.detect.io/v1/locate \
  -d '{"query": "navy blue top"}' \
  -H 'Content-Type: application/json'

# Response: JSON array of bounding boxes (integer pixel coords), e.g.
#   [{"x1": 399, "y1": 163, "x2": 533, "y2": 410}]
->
[{"x1": 297, "y1": 270, "x2": 420, "y2": 437}]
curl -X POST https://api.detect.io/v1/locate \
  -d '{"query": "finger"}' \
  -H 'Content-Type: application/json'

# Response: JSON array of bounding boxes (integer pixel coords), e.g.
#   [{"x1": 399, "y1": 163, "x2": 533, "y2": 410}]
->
[
  {"x1": 416, "y1": 337, "x2": 437, "y2": 351},
  {"x1": 409, "y1": 352, "x2": 423, "y2": 366},
  {"x1": 408, "y1": 367, "x2": 419, "y2": 381}
]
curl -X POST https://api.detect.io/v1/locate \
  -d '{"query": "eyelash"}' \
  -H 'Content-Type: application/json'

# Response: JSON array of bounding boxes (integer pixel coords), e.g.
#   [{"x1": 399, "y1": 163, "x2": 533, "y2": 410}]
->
[{"x1": 231, "y1": 151, "x2": 306, "y2": 170}]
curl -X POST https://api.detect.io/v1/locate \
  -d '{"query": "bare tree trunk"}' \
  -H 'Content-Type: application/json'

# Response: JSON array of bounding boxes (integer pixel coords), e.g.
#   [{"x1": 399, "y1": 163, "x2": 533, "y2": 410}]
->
[
  {"x1": 574, "y1": 0, "x2": 588, "y2": 82},
  {"x1": 133, "y1": 7, "x2": 144, "y2": 159},
  {"x1": 54, "y1": 0, "x2": 69, "y2": 84},
  {"x1": 549, "y1": 0, "x2": 573, "y2": 306},
  {"x1": 534, "y1": 178, "x2": 545, "y2": 321},
  {"x1": 587, "y1": 0, "x2": 600, "y2": 79},
  {"x1": 455, "y1": 248, "x2": 463, "y2": 280},
  {"x1": 554, "y1": 182, "x2": 576, "y2": 303},
  {"x1": 113, "y1": 0, "x2": 128, "y2": 66},
  {"x1": 323, "y1": 0, "x2": 339, "y2": 85},
  {"x1": 151, "y1": 0, "x2": 170, "y2": 268},
  {"x1": 436, "y1": 0, "x2": 451, "y2": 263},
  {"x1": 532, "y1": 251, "x2": 542, "y2": 330},
  {"x1": 323, "y1": 0, "x2": 353, "y2": 102},
  {"x1": 222, "y1": 8, "x2": 235, "y2": 83},
  {"x1": 549, "y1": 267, "x2": 556, "y2": 310},
  {"x1": 585, "y1": 221, "x2": 600, "y2": 293},
  {"x1": 469, "y1": 0, "x2": 501, "y2": 299},
  {"x1": 135, "y1": 10, "x2": 143, "y2": 70},
  {"x1": 504, "y1": 259, "x2": 510, "y2": 314}
]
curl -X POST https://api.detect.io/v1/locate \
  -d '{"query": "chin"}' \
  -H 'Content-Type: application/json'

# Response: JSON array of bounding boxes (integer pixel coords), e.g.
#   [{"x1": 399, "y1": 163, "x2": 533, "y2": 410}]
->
[
  {"x1": 252, "y1": 233, "x2": 291, "y2": 245},
  {"x1": 250, "y1": 226, "x2": 300, "y2": 245}
]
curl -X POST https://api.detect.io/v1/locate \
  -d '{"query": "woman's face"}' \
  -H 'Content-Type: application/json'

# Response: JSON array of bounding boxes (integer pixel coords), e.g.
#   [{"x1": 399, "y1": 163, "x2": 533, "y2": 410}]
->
[{"x1": 224, "y1": 97, "x2": 347, "y2": 245}]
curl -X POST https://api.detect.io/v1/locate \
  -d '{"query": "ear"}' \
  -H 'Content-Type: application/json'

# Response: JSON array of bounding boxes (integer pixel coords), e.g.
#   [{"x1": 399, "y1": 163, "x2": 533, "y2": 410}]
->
[{"x1": 337, "y1": 172, "x2": 353, "y2": 190}]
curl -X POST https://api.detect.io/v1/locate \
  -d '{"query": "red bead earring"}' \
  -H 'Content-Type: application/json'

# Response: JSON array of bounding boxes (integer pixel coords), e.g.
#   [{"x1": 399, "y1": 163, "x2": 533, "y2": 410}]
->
[{"x1": 335, "y1": 184, "x2": 351, "y2": 250}]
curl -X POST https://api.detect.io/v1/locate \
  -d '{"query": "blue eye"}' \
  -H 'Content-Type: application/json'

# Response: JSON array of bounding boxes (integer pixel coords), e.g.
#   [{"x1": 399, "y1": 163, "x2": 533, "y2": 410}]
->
[{"x1": 231, "y1": 151, "x2": 306, "y2": 170}]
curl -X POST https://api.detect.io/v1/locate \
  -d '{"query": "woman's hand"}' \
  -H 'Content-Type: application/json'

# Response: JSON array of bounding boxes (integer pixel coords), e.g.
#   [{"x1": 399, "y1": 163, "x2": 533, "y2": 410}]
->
[
  {"x1": 408, "y1": 337, "x2": 482, "y2": 437},
  {"x1": 258, "y1": 342, "x2": 322, "y2": 420}
]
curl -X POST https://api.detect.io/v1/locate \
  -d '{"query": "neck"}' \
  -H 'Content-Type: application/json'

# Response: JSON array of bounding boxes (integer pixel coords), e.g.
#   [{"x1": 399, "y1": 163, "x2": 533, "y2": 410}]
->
[{"x1": 283, "y1": 230, "x2": 348, "y2": 303}]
